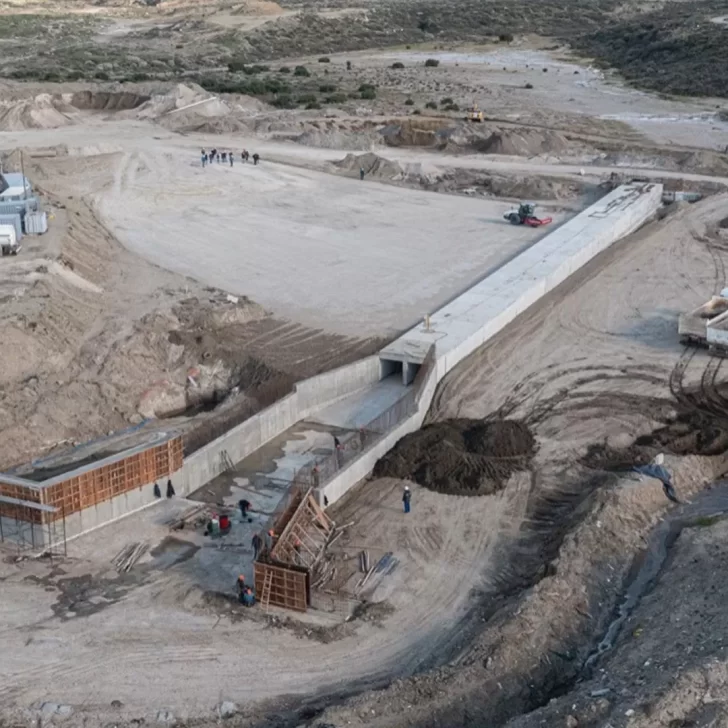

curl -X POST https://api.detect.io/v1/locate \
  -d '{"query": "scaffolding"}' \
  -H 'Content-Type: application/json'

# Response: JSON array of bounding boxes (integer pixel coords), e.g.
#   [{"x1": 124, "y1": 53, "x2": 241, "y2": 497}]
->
[{"x1": 0, "y1": 494, "x2": 67, "y2": 558}]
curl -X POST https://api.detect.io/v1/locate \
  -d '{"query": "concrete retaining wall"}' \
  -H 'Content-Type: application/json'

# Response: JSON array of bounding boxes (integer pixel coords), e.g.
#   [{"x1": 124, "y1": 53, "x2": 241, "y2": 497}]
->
[
  {"x1": 320, "y1": 183, "x2": 664, "y2": 506},
  {"x1": 178, "y1": 356, "x2": 381, "y2": 496}
]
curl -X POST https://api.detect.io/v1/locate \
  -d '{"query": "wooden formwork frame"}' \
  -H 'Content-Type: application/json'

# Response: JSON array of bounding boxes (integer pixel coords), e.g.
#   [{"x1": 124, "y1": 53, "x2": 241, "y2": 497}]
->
[
  {"x1": 41, "y1": 438, "x2": 183, "y2": 520},
  {"x1": 271, "y1": 489, "x2": 334, "y2": 569},
  {"x1": 254, "y1": 561, "x2": 308, "y2": 612},
  {"x1": 0, "y1": 437, "x2": 183, "y2": 526}
]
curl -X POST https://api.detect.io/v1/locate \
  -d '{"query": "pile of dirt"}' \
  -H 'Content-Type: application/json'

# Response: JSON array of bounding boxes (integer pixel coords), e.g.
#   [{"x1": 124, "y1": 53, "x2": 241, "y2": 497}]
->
[
  {"x1": 380, "y1": 119, "x2": 451, "y2": 148},
  {"x1": 582, "y1": 408, "x2": 728, "y2": 472},
  {"x1": 476, "y1": 128, "x2": 570, "y2": 157},
  {"x1": 373, "y1": 418, "x2": 537, "y2": 495},
  {"x1": 333, "y1": 152, "x2": 407, "y2": 181},
  {"x1": 0, "y1": 94, "x2": 73, "y2": 131}
]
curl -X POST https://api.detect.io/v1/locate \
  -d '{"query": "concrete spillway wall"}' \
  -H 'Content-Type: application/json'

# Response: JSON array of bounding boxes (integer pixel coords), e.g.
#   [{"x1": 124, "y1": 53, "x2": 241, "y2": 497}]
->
[
  {"x1": 2, "y1": 184, "x2": 663, "y2": 548},
  {"x1": 177, "y1": 355, "x2": 383, "y2": 497},
  {"x1": 318, "y1": 183, "x2": 664, "y2": 505}
]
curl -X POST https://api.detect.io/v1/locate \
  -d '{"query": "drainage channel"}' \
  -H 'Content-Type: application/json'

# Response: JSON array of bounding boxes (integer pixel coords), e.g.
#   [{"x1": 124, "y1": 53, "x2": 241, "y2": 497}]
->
[{"x1": 582, "y1": 481, "x2": 728, "y2": 677}]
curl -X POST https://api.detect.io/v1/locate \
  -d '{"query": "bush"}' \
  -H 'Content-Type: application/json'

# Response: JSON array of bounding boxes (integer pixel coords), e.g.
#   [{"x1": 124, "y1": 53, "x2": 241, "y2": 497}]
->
[
  {"x1": 424, "y1": 58, "x2": 440, "y2": 67},
  {"x1": 360, "y1": 87, "x2": 377, "y2": 100},
  {"x1": 271, "y1": 94, "x2": 297, "y2": 108},
  {"x1": 265, "y1": 79, "x2": 290, "y2": 94},
  {"x1": 358, "y1": 83, "x2": 376, "y2": 93},
  {"x1": 319, "y1": 83, "x2": 336, "y2": 93},
  {"x1": 297, "y1": 92, "x2": 317, "y2": 105},
  {"x1": 444, "y1": 102, "x2": 460, "y2": 111},
  {"x1": 279, "y1": 66, "x2": 291, "y2": 73},
  {"x1": 306, "y1": 101, "x2": 322, "y2": 109},
  {"x1": 440, "y1": 96, "x2": 453, "y2": 105},
  {"x1": 94, "y1": 70, "x2": 109, "y2": 80},
  {"x1": 318, "y1": 56, "x2": 330, "y2": 63},
  {"x1": 524, "y1": 82, "x2": 534, "y2": 89},
  {"x1": 391, "y1": 62, "x2": 405, "y2": 69},
  {"x1": 412, "y1": 109, "x2": 421, "y2": 115},
  {"x1": 244, "y1": 64, "x2": 269, "y2": 75},
  {"x1": 293, "y1": 65, "x2": 310, "y2": 77},
  {"x1": 425, "y1": 100, "x2": 437, "y2": 109},
  {"x1": 404, "y1": 97, "x2": 414, "y2": 106},
  {"x1": 498, "y1": 33, "x2": 514, "y2": 42},
  {"x1": 325, "y1": 93, "x2": 347, "y2": 104}
]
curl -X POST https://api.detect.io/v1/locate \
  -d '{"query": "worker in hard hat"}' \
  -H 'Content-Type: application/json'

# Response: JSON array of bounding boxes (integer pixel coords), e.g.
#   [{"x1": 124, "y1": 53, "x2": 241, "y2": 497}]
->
[{"x1": 402, "y1": 485, "x2": 411, "y2": 514}]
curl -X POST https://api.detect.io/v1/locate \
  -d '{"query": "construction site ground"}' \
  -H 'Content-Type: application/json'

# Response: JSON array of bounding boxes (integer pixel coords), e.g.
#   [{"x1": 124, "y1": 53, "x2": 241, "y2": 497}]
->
[{"x1": 3, "y1": 20, "x2": 728, "y2": 728}]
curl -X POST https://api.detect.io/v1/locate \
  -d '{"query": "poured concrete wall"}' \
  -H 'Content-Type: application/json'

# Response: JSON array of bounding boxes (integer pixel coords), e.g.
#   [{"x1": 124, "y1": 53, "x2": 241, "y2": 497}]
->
[
  {"x1": 321, "y1": 184, "x2": 664, "y2": 506},
  {"x1": 179, "y1": 356, "x2": 381, "y2": 496}
]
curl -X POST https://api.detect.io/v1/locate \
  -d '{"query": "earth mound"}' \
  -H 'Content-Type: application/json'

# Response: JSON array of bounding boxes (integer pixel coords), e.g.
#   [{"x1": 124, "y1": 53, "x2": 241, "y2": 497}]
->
[
  {"x1": 373, "y1": 418, "x2": 537, "y2": 495},
  {"x1": 333, "y1": 152, "x2": 406, "y2": 181},
  {"x1": 477, "y1": 128, "x2": 569, "y2": 156}
]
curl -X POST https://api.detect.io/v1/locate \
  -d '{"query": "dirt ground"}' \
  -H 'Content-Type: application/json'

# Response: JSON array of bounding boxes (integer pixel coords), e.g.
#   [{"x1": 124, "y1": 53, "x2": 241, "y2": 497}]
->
[{"x1": 3, "y1": 5, "x2": 728, "y2": 727}]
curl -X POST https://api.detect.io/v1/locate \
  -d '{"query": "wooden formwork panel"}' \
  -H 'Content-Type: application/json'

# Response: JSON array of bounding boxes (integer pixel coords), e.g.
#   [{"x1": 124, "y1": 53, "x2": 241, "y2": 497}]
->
[
  {"x1": 0, "y1": 481, "x2": 43, "y2": 523},
  {"x1": 254, "y1": 562, "x2": 308, "y2": 612},
  {"x1": 43, "y1": 437, "x2": 184, "y2": 521}
]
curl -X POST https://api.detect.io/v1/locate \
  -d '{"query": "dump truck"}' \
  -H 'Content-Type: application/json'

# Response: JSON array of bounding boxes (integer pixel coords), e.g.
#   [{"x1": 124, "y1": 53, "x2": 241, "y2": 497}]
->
[
  {"x1": 0, "y1": 223, "x2": 20, "y2": 256},
  {"x1": 504, "y1": 203, "x2": 553, "y2": 227}
]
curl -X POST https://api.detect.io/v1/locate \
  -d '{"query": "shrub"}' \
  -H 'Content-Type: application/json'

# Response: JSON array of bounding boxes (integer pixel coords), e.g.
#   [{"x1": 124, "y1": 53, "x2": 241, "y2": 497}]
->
[
  {"x1": 293, "y1": 65, "x2": 310, "y2": 77},
  {"x1": 444, "y1": 102, "x2": 459, "y2": 111},
  {"x1": 542, "y1": 67, "x2": 548, "y2": 72},
  {"x1": 391, "y1": 62, "x2": 405, "y2": 69},
  {"x1": 244, "y1": 64, "x2": 269, "y2": 75},
  {"x1": 297, "y1": 92, "x2": 317, "y2": 105},
  {"x1": 265, "y1": 79, "x2": 290, "y2": 94},
  {"x1": 440, "y1": 96, "x2": 453, "y2": 105},
  {"x1": 358, "y1": 83, "x2": 376, "y2": 93},
  {"x1": 306, "y1": 101, "x2": 322, "y2": 109},
  {"x1": 360, "y1": 87, "x2": 377, "y2": 100},
  {"x1": 319, "y1": 83, "x2": 336, "y2": 93},
  {"x1": 498, "y1": 33, "x2": 514, "y2": 42},
  {"x1": 318, "y1": 56, "x2": 330, "y2": 63},
  {"x1": 325, "y1": 93, "x2": 347, "y2": 103},
  {"x1": 524, "y1": 82, "x2": 534, "y2": 89},
  {"x1": 404, "y1": 97, "x2": 414, "y2": 106},
  {"x1": 425, "y1": 100, "x2": 437, "y2": 109},
  {"x1": 94, "y1": 70, "x2": 109, "y2": 80},
  {"x1": 424, "y1": 58, "x2": 440, "y2": 67},
  {"x1": 412, "y1": 109, "x2": 421, "y2": 115},
  {"x1": 271, "y1": 94, "x2": 297, "y2": 108},
  {"x1": 279, "y1": 66, "x2": 291, "y2": 73}
]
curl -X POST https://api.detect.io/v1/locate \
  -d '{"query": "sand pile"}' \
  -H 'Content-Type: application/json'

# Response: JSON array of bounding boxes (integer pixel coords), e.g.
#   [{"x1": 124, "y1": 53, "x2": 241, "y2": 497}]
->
[
  {"x1": 477, "y1": 128, "x2": 570, "y2": 156},
  {"x1": 0, "y1": 94, "x2": 73, "y2": 131},
  {"x1": 374, "y1": 418, "x2": 537, "y2": 495},
  {"x1": 333, "y1": 152, "x2": 406, "y2": 180}
]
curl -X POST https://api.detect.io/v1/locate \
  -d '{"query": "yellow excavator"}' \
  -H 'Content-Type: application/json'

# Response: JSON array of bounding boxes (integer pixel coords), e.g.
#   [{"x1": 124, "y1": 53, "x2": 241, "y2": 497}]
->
[{"x1": 467, "y1": 102, "x2": 484, "y2": 122}]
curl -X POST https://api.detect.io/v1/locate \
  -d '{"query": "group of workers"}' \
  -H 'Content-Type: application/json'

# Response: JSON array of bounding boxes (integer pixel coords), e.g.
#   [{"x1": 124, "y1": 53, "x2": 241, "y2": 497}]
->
[{"x1": 201, "y1": 148, "x2": 260, "y2": 167}]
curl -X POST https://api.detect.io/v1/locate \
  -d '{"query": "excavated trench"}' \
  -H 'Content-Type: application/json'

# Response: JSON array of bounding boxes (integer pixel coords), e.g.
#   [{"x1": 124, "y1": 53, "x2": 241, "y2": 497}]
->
[{"x1": 68, "y1": 91, "x2": 150, "y2": 112}]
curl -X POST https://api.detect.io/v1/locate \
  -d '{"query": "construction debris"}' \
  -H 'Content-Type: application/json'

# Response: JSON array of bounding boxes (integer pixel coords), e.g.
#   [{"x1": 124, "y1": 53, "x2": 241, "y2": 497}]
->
[{"x1": 111, "y1": 541, "x2": 149, "y2": 573}]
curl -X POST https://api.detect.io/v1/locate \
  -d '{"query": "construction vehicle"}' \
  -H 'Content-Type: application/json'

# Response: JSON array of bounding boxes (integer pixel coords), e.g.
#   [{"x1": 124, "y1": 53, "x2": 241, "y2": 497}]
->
[
  {"x1": 504, "y1": 203, "x2": 553, "y2": 227},
  {"x1": 466, "y1": 103, "x2": 484, "y2": 123},
  {"x1": 0, "y1": 223, "x2": 20, "y2": 256}
]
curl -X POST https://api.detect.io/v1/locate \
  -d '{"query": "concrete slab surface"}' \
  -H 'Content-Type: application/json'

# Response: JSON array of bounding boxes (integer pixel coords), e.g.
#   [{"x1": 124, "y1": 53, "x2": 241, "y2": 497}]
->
[{"x1": 97, "y1": 149, "x2": 568, "y2": 337}]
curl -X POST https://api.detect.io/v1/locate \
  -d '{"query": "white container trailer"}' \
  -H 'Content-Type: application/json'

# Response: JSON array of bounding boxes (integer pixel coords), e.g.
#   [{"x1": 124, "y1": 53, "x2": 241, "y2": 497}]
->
[{"x1": 0, "y1": 224, "x2": 20, "y2": 256}]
